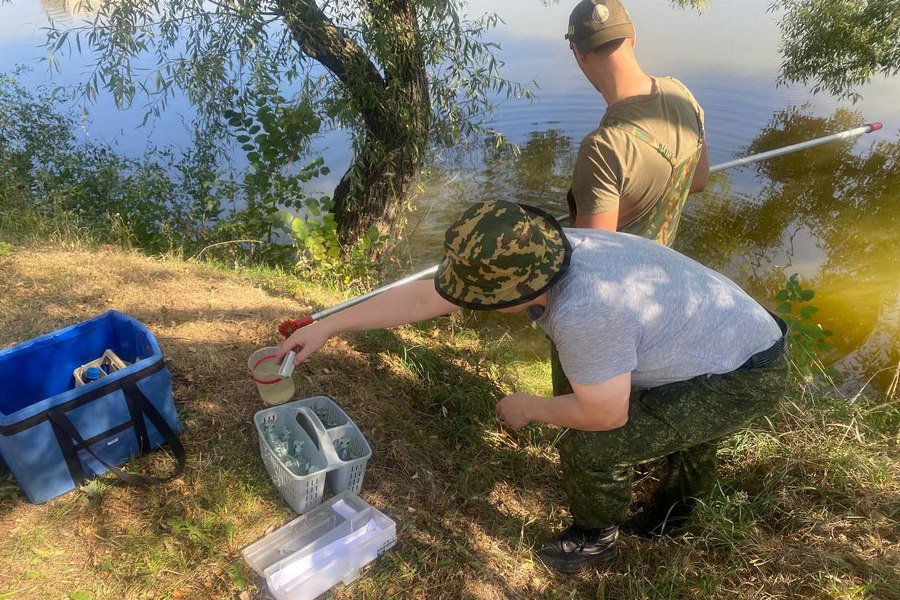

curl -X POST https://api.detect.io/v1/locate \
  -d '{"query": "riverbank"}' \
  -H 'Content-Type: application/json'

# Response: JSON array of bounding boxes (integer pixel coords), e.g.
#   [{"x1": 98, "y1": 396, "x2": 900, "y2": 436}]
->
[{"x1": 0, "y1": 239, "x2": 897, "y2": 599}]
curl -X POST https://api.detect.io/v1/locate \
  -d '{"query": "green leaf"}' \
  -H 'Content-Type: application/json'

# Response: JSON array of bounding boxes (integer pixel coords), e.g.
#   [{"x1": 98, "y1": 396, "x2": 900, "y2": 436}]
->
[
  {"x1": 98, "y1": 560, "x2": 115, "y2": 572},
  {"x1": 276, "y1": 210, "x2": 294, "y2": 226},
  {"x1": 799, "y1": 305, "x2": 819, "y2": 319},
  {"x1": 227, "y1": 564, "x2": 246, "y2": 589},
  {"x1": 291, "y1": 220, "x2": 308, "y2": 238},
  {"x1": 775, "y1": 302, "x2": 793, "y2": 314},
  {"x1": 775, "y1": 290, "x2": 790, "y2": 301},
  {"x1": 800, "y1": 289, "x2": 815, "y2": 301},
  {"x1": 236, "y1": 135, "x2": 251, "y2": 143}
]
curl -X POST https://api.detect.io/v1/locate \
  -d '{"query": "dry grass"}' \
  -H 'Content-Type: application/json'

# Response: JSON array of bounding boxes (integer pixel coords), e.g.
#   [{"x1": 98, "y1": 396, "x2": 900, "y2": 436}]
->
[{"x1": 0, "y1": 242, "x2": 897, "y2": 600}]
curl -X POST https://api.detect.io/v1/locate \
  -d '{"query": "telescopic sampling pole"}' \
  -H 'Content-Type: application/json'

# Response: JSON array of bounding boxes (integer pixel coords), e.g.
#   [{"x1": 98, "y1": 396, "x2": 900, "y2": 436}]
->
[
  {"x1": 293, "y1": 121, "x2": 883, "y2": 325},
  {"x1": 708, "y1": 122, "x2": 882, "y2": 172}
]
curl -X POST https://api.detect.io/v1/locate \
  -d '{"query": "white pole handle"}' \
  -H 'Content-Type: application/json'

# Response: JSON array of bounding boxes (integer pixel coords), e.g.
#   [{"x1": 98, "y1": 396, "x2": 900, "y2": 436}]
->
[{"x1": 710, "y1": 122, "x2": 882, "y2": 173}]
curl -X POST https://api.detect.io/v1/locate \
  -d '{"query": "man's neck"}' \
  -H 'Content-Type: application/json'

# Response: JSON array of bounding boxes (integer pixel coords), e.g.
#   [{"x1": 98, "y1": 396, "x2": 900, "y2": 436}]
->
[{"x1": 593, "y1": 57, "x2": 653, "y2": 107}]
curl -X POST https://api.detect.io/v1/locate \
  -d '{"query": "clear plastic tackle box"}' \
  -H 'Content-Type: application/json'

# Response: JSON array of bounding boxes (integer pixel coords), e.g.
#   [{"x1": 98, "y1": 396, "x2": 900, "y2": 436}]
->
[{"x1": 241, "y1": 491, "x2": 397, "y2": 600}]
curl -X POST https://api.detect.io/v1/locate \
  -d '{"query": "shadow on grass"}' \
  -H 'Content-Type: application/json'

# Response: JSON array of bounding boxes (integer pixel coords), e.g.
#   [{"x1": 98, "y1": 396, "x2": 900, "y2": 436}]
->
[{"x1": 2, "y1": 250, "x2": 898, "y2": 599}]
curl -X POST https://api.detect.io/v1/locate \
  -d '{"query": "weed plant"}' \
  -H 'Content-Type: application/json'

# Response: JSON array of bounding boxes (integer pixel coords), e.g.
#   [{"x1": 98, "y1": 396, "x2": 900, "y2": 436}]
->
[{"x1": 0, "y1": 71, "x2": 381, "y2": 286}]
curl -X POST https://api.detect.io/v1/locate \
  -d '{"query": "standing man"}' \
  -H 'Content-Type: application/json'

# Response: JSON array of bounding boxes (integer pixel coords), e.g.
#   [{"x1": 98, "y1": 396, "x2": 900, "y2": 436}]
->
[
  {"x1": 564, "y1": 0, "x2": 709, "y2": 243},
  {"x1": 554, "y1": 1, "x2": 713, "y2": 533},
  {"x1": 279, "y1": 201, "x2": 789, "y2": 574}
]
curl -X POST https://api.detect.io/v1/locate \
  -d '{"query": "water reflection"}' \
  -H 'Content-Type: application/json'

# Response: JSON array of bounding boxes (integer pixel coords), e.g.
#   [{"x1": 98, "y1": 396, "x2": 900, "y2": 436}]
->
[
  {"x1": 40, "y1": 0, "x2": 96, "y2": 20},
  {"x1": 678, "y1": 106, "x2": 900, "y2": 394},
  {"x1": 408, "y1": 106, "x2": 900, "y2": 395},
  {"x1": 408, "y1": 131, "x2": 576, "y2": 261}
]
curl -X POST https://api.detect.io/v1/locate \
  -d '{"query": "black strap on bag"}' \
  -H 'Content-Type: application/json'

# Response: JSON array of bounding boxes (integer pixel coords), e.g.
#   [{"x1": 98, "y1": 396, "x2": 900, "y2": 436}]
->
[{"x1": 47, "y1": 378, "x2": 185, "y2": 486}]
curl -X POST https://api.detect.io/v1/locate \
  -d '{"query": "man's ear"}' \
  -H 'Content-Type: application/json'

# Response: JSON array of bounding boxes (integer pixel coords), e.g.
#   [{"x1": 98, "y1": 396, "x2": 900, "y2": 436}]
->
[{"x1": 572, "y1": 45, "x2": 588, "y2": 66}]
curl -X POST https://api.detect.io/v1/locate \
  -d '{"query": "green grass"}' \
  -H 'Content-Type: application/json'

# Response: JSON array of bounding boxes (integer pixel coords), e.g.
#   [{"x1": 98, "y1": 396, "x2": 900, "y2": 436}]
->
[{"x1": 0, "y1": 212, "x2": 896, "y2": 599}]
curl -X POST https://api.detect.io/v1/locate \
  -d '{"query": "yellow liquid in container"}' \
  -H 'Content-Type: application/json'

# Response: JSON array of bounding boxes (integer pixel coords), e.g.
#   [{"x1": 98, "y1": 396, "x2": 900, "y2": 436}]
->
[{"x1": 249, "y1": 347, "x2": 296, "y2": 406}]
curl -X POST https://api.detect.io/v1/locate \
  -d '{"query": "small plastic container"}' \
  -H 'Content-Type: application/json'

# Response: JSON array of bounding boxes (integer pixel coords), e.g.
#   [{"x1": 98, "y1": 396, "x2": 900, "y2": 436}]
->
[
  {"x1": 303, "y1": 411, "x2": 370, "y2": 495},
  {"x1": 255, "y1": 397, "x2": 372, "y2": 514},
  {"x1": 73, "y1": 349, "x2": 128, "y2": 386},
  {"x1": 249, "y1": 347, "x2": 296, "y2": 406},
  {"x1": 303, "y1": 396, "x2": 349, "y2": 430},
  {"x1": 241, "y1": 491, "x2": 397, "y2": 600}
]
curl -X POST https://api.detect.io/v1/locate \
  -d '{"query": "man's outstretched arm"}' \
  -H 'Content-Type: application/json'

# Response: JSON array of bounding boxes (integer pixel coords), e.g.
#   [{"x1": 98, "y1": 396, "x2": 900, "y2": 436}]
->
[{"x1": 278, "y1": 279, "x2": 460, "y2": 364}]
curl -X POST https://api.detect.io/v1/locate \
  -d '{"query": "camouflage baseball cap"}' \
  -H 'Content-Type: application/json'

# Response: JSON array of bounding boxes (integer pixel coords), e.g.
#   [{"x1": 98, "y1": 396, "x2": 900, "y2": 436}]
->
[
  {"x1": 565, "y1": 0, "x2": 635, "y2": 55},
  {"x1": 434, "y1": 201, "x2": 571, "y2": 310}
]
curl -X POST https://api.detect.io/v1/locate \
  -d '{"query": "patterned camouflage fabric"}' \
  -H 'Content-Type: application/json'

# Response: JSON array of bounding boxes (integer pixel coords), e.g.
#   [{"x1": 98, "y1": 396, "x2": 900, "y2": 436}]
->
[
  {"x1": 605, "y1": 116, "x2": 703, "y2": 247},
  {"x1": 559, "y1": 355, "x2": 789, "y2": 529},
  {"x1": 434, "y1": 201, "x2": 571, "y2": 310}
]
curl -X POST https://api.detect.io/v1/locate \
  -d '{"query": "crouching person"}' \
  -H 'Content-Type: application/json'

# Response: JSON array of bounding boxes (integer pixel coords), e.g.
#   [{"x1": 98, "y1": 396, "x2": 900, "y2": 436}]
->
[{"x1": 278, "y1": 200, "x2": 789, "y2": 574}]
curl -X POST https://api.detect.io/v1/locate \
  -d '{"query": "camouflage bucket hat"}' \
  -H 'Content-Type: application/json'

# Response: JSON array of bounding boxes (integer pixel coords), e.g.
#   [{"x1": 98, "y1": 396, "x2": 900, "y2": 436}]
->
[
  {"x1": 434, "y1": 201, "x2": 572, "y2": 310},
  {"x1": 566, "y1": 0, "x2": 635, "y2": 55}
]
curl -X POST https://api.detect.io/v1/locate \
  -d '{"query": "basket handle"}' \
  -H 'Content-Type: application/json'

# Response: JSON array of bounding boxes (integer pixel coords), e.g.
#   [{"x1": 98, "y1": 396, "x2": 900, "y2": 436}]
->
[{"x1": 294, "y1": 406, "x2": 344, "y2": 465}]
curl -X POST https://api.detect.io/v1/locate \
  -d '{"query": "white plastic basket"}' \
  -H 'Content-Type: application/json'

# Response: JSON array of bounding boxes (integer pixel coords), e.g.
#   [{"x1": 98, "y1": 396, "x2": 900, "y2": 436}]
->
[
  {"x1": 254, "y1": 396, "x2": 372, "y2": 514},
  {"x1": 254, "y1": 406, "x2": 328, "y2": 515}
]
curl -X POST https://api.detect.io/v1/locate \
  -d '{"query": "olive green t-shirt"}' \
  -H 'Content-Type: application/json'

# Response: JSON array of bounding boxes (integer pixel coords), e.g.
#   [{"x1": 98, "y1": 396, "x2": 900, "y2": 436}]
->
[{"x1": 571, "y1": 77, "x2": 705, "y2": 227}]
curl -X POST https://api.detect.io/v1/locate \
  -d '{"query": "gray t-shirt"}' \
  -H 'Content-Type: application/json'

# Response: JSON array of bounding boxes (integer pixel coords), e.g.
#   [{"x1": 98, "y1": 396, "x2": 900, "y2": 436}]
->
[{"x1": 529, "y1": 229, "x2": 782, "y2": 389}]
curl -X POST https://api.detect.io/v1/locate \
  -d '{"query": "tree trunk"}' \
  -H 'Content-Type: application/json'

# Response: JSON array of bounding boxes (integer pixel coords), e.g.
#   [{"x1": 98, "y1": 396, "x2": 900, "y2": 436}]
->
[
  {"x1": 331, "y1": 129, "x2": 422, "y2": 245},
  {"x1": 277, "y1": 0, "x2": 431, "y2": 248}
]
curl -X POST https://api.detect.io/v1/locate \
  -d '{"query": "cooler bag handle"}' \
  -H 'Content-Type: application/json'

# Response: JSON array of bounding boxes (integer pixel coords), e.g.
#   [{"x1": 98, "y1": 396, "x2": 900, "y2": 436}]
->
[{"x1": 47, "y1": 379, "x2": 186, "y2": 486}]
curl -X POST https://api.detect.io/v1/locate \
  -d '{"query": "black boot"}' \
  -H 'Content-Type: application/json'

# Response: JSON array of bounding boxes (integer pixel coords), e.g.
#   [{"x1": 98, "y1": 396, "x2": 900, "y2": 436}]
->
[
  {"x1": 621, "y1": 498, "x2": 696, "y2": 538},
  {"x1": 535, "y1": 523, "x2": 618, "y2": 574}
]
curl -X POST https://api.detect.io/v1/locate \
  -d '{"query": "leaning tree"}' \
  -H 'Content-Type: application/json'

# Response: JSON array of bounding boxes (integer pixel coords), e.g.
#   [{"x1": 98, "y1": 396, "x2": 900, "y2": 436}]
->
[{"x1": 46, "y1": 0, "x2": 528, "y2": 246}]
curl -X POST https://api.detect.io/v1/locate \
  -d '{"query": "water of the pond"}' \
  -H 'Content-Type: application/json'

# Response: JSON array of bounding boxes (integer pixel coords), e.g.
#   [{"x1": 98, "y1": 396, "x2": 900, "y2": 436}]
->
[{"x1": 2, "y1": 0, "x2": 898, "y2": 394}]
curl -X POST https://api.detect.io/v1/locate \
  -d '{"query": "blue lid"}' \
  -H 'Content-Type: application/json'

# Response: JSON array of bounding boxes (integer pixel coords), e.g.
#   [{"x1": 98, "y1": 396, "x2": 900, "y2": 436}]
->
[{"x1": 85, "y1": 366, "x2": 102, "y2": 380}]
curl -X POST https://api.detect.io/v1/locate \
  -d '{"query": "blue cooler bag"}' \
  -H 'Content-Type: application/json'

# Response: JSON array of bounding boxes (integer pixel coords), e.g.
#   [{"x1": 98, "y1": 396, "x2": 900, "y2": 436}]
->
[{"x1": 0, "y1": 310, "x2": 185, "y2": 503}]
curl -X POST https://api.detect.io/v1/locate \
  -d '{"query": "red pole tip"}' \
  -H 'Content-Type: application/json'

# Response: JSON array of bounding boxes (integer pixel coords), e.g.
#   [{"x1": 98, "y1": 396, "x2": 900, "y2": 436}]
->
[
  {"x1": 869, "y1": 122, "x2": 883, "y2": 132},
  {"x1": 278, "y1": 315, "x2": 316, "y2": 339}
]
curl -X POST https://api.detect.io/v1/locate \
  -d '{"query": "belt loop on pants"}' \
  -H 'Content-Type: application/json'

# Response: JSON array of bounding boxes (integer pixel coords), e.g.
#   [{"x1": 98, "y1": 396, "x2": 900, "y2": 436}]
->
[{"x1": 739, "y1": 313, "x2": 788, "y2": 370}]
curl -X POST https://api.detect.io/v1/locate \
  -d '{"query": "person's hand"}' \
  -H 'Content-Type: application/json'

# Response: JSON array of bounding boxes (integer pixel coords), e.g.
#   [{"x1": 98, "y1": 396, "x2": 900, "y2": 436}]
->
[
  {"x1": 277, "y1": 321, "x2": 331, "y2": 365},
  {"x1": 496, "y1": 392, "x2": 533, "y2": 431}
]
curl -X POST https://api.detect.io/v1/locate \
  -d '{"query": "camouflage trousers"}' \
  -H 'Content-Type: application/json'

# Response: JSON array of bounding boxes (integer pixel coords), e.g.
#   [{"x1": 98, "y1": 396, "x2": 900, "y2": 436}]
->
[{"x1": 551, "y1": 345, "x2": 789, "y2": 529}]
